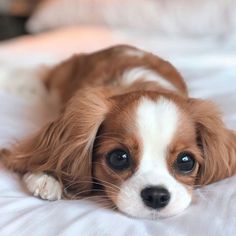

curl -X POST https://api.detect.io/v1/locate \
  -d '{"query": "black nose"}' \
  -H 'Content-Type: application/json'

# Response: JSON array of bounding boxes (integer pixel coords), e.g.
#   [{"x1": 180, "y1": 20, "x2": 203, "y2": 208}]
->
[{"x1": 141, "y1": 186, "x2": 170, "y2": 209}]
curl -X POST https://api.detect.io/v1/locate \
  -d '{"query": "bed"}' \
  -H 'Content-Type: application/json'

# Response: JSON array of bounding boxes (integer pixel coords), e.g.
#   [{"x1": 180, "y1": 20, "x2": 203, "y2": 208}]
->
[{"x1": 0, "y1": 26, "x2": 236, "y2": 236}]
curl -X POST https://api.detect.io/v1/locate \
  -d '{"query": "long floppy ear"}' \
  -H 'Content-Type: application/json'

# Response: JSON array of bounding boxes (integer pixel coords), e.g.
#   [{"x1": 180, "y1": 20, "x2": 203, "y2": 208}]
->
[
  {"x1": 189, "y1": 99, "x2": 236, "y2": 185},
  {"x1": 1, "y1": 88, "x2": 110, "y2": 197}
]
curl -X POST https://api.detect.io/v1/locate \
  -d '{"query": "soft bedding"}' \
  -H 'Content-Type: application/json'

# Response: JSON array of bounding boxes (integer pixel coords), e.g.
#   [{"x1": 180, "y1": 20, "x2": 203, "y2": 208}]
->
[
  {"x1": 27, "y1": 0, "x2": 236, "y2": 38},
  {"x1": 0, "y1": 27, "x2": 236, "y2": 236}
]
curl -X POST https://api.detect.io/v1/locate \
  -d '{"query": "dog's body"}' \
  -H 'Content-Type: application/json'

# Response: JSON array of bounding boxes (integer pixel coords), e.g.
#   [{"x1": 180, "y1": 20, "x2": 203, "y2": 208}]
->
[{"x1": 1, "y1": 45, "x2": 236, "y2": 219}]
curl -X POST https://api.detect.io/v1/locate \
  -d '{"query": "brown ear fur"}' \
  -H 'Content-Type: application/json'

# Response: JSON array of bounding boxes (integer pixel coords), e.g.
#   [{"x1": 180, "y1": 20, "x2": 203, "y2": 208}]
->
[
  {"x1": 189, "y1": 99, "x2": 236, "y2": 185},
  {"x1": 1, "y1": 88, "x2": 110, "y2": 197}
]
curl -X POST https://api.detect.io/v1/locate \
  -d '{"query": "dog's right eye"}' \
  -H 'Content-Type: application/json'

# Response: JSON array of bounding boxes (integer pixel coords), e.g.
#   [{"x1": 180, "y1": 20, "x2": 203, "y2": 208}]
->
[
  {"x1": 106, "y1": 149, "x2": 131, "y2": 171},
  {"x1": 174, "y1": 152, "x2": 196, "y2": 174}
]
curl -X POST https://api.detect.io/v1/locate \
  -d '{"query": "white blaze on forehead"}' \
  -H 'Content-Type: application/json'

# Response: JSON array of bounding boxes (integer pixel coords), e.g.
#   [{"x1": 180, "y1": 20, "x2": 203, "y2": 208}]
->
[
  {"x1": 124, "y1": 48, "x2": 145, "y2": 58},
  {"x1": 122, "y1": 67, "x2": 177, "y2": 92},
  {"x1": 136, "y1": 97, "x2": 179, "y2": 174}
]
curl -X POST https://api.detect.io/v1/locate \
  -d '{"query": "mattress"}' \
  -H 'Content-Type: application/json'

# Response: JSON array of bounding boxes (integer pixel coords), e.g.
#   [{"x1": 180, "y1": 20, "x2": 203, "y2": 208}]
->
[{"x1": 0, "y1": 26, "x2": 236, "y2": 236}]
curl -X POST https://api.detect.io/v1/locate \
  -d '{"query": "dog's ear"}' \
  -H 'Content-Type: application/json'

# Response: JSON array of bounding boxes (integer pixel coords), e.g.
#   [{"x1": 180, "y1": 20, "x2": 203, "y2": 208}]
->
[
  {"x1": 188, "y1": 99, "x2": 236, "y2": 185},
  {"x1": 2, "y1": 88, "x2": 110, "y2": 197}
]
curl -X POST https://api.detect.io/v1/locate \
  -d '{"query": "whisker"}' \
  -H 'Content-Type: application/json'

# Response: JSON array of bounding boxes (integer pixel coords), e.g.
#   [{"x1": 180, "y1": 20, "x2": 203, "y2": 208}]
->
[
  {"x1": 63, "y1": 179, "x2": 121, "y2": 198},
  {"x1": 63, "y1": 179, "x2": 119, "y2": 193},
  {"x1": 71, "y1": 189, "x2": 118, "y2": 199},
  {"x1": 92, "y1": 162, "x2": 123, "y2": 183},
  {"x1": 92, "y1": 165, "x2": 130, "y2": 197}
]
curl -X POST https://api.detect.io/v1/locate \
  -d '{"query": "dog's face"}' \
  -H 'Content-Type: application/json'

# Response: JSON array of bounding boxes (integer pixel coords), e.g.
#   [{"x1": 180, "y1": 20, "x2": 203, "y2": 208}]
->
[{"x1": 93, "y1": 92, "x2": 203, "y2": 218}]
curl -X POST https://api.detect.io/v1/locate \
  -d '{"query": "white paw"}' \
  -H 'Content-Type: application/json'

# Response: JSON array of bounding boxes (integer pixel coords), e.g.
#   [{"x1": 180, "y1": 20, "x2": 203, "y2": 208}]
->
[{"x1": 23, "y1": 172, "x2": 62, "y2": 201}]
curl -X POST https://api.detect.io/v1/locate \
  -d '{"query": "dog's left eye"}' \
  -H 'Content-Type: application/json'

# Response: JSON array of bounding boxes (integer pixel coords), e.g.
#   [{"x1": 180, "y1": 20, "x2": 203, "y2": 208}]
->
[
  {"x1": 175, "y1": 152, "x2": 195, "y2": 173},
  {"x1": 106, "y1": 149, "x2": 131, "y2": 171}
]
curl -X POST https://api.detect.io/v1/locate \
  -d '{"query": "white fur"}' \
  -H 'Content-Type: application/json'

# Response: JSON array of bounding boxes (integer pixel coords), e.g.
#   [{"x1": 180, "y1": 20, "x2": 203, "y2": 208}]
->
[
  {"x1": 122, "y1": 67, "x2": 177, "y2": 91},
  {"x1": 116, "y1": 97, "x2": 191, "y2": 219},
  {"x1": 23, "y1": 173, "x2": 62, "y2": 200},
  {"x1": 124, "y1": 48, "x2": 145, "y2": 58}
]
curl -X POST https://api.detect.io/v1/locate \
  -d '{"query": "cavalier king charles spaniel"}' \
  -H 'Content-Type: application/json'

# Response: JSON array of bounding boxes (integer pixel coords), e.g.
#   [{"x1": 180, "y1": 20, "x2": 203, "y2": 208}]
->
[{"x1": 1, "y1": 45, "x2": 236, "y2": 219}]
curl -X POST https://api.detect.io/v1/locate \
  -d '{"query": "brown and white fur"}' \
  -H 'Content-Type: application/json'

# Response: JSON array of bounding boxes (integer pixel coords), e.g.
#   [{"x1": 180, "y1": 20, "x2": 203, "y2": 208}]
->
[{"x1": 1, "y1": 45, "x2": 236, "y2": 219}]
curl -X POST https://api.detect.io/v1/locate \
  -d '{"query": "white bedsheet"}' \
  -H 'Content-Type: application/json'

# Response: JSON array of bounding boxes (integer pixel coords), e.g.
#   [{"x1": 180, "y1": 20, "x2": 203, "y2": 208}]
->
[{"x1": 0, "y1": 27, "x2": 236, "y2": 236}]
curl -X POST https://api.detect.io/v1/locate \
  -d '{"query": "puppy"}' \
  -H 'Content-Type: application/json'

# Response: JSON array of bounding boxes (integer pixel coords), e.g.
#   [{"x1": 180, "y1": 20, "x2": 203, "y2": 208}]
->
[{"x1": 1, "y1": 45, "x2": 236, "y2": 219}]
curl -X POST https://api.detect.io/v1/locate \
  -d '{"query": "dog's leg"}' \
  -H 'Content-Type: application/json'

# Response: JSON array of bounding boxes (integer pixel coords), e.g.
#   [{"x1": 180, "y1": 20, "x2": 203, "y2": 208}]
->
[{"x1": 23, "y1": 172, "x2": 62, "y2": 200}]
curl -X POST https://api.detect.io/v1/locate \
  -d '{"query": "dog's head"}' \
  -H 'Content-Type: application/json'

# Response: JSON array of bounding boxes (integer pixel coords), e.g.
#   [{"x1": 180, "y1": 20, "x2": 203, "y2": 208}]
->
[
  {"x1": 93, "y1": 90, "x2": 200, "y2": 219},
  {"x1": 8, "y1": 87, "x2": 235, "y2": 219},
  {"x1": 87, "y1": 89, "x2": 235, "y2": 219}
]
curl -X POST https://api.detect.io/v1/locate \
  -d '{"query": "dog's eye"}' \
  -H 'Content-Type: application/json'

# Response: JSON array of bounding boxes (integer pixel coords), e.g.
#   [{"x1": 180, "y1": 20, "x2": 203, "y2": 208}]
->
[
  {"x1": 107, "y1": 149, "x2": 130, "y2": 171},
  {"x1": 175, "y1": 152, "x2": 195, "y2": 173}
]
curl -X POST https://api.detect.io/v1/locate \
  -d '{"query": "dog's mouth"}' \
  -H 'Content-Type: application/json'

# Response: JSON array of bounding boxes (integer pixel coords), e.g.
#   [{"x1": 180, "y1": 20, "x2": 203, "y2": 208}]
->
[
  {"x1": 92, "y1": 165, "x2": 193, "y2": 219},
  {"x1": 114, "y1": 198, "x2": 191, "y2": 220}
]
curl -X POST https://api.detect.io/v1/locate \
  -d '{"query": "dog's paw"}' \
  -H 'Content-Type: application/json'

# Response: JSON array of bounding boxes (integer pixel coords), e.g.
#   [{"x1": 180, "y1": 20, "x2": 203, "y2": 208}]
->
[{"x1": 23, "y1": 172, "x2": 62, "y2": 201}]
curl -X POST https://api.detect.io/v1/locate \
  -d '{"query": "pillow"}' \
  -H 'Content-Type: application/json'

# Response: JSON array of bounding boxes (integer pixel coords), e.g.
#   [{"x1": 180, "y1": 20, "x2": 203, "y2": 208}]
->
[
  {"x1": 27, "y1": 0, "x2": 236, "y2": 38},
  {"x1": 27, "y1": 0, "x2": 158, "y2": 32}
]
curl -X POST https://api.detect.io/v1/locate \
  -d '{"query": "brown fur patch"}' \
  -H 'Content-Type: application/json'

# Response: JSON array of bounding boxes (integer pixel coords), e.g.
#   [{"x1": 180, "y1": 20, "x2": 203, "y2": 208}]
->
[{"x1": 44, "y1": 45, "x2": 187, "y2": 103}]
